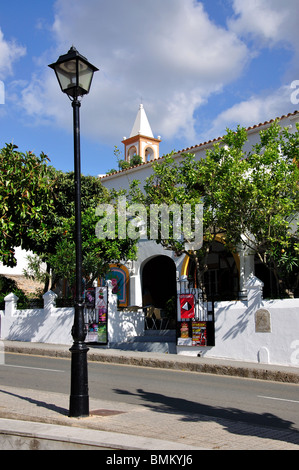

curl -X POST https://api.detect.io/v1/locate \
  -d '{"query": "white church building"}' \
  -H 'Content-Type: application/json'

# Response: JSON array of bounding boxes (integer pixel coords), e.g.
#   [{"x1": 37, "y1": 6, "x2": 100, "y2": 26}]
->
[
  {"x1": 1, "y1": 106, "x2": 299, "y2": 364},
  {"x1": 99, "y1": 105, "x2": 299, "y2": 318}
]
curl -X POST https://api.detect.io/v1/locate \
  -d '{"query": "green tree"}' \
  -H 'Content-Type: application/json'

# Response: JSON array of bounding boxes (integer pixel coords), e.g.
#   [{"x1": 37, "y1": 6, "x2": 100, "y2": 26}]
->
[
  {"x1": 129, "y1": 152, "x2": 206, "y2": 290},
  {"x1": 107, "y1": 146, "x2": 143, "y2": 175},
  {"x1": 130, "y1": 122, "x2": 299, "y2": 297},
  {"x1": 48, "y1": 208, "x2": 137, "y2": 293},
  {"x1": 118, "y1": 159, "x2": 130, "y2": 171},
  {"x1": 0, "y1": 275, "x2": 29, "y2": 309},
  {"x1": 208, "y1": 122, "x2": 299, "y2": 296},
  {"x1": 25, "y1": 169, "x2": 137, "y2": 294},
  {"x1": 0, "y1": 144, "x2": 54, "y2": 267}
]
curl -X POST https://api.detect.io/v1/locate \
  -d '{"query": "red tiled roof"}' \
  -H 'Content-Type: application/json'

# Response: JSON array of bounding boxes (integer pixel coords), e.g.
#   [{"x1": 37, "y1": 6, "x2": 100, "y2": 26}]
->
[{"x1": 100, "y1": 110, "x2": 299, "y2": 179}]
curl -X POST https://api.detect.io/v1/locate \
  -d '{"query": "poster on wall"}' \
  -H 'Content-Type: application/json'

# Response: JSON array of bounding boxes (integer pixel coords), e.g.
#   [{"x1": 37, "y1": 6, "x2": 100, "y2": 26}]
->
[
  {"x1": 85, "y1": 286, "x2": 108, "y2": 344},
  {"x1": 177, "y1": 320, "x2": 208, "y2": 347},
  {"x1": 179, "y1": 294, "x2": 195, "y2": 319},
  {"x1": 86, "y1": 320, "x2": 98, "y2": 343},
  {"x1": 192, "y1": 321, "x2": 207, "y2": 346},
  {"x1": 95, "y1": 286, "x2": 108, "y2": 344},
  {"x1": 85, "y1": 288, "x2": 95, "y2": 309},
  {"x1": 177, "y1": 321, "x2": 192, "y2": 346}
]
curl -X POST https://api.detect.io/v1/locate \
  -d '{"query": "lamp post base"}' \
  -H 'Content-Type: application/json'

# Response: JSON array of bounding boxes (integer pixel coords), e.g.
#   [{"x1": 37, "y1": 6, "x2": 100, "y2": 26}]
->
[{"x1": 69, "y1": 341, "x2": 89, "y2": 418}]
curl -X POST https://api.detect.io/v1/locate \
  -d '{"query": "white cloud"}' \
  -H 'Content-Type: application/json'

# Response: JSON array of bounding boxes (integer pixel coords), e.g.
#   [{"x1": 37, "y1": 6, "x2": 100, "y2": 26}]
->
[
  {"x1": 17, "y1": 0, "x2": 299, "y2": 150},
  {"x1": 229, "y1": 0, "x2": 299, "y2": 71},
  {"x1": 208, "y1": 85, "x2": 295, "y2": 139},
  {"x1": 0, "y1": 28, "x2": 26, "y2": 80},
  {"x1": 229, "y1": 0, "x2": 299, "y2": 47},
  {"x1": 205, "y1": 0, "x2": 299, "y2": 140},
  {"x1": 19, "y1": 0, "x2": 249, "y2": 144},
  {"x1": 229, "y1": 0, "x2": 289, "y2": 43}
]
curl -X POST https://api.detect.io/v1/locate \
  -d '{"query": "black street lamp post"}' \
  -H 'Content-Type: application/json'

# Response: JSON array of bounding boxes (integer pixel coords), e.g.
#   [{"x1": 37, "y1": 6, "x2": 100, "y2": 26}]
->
[{"x1": 49, "y1": 47, "x2": 98, "y2": 418}]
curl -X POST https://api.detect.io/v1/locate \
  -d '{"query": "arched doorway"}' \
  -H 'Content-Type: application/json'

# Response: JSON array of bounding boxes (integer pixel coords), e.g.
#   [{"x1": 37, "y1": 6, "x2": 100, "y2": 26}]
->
[{"x1": 142, "y1": 255, "x2": 177, "y2": 326}]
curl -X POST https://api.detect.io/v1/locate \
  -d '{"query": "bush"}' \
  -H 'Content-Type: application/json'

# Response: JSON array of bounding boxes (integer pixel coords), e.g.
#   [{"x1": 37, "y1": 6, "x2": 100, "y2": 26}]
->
[
  {"x1": 130, "y1": 155, "x2": 142, "y2": 166},
  {"x1": 0, "y1": 275, "x2": 29, "y2": 309},
  {"x1": 118, "y1": 160, "x2": 130, "y2": 170}
]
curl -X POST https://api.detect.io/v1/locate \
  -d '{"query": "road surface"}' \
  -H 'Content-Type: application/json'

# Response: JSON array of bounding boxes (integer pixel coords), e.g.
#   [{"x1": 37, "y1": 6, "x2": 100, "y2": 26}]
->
[{"x1": 1, "y1": 352, "x2": 299, "y2": 434}]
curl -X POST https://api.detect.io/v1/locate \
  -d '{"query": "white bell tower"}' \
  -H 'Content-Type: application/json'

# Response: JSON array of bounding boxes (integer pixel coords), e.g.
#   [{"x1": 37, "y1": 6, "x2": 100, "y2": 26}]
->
[{"x1": 122, "y1": 104, "x2": 161, "y2": 164}]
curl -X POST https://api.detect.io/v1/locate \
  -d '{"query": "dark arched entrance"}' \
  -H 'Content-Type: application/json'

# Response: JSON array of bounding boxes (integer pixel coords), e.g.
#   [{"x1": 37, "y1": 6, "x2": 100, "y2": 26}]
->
[{"x1": 142, "y1": 256, "x2": 177, "y2": 324}]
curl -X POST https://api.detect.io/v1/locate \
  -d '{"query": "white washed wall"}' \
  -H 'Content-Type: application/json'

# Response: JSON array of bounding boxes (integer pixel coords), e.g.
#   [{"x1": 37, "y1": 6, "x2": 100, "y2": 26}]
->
[
  {"x1": 200, "y1": 298, "x2": 299, "y2": 366},
  {"x1": 177, "y1": 276, "x2": 299, "y2": 367},
  {"x1": 0, "y1": 284, "x2": 144, "y2": 347},
  {"x1": 1, "y1": 292, "x2": 74, "y2": 345},
  {"x1": 1, "y1": 278, "x2": 299, "y2": 366}
]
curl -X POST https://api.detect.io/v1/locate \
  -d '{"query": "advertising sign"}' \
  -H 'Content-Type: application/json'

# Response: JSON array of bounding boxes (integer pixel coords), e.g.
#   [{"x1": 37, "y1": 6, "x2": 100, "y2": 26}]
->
[
  {"x1": 177, "y1": 320, "x2": 208, "y2": 347},
  {"x1": 85, "y1": 286, "x2": 108, "y2": 344},
  {"x1": 177, "y1": 321, "x2": 192, "y2": 346},
  {"x1": 85, "y1": 288, "x2": 95, "y2": 308},
  {"x1": 179, "y1": 294, "x2": 195, "y2": 319},
  {"x1": 192, "y1": 321, "x2": 207, "y2": 346}
]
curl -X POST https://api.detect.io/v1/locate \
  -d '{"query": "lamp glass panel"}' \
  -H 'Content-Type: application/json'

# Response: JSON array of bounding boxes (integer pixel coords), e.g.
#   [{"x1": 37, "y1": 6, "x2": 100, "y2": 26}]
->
[
  {"x1": 77, "y1": 60, "x2": 94, "y2": 93},
  {"x1": 55, "y1": 59, "x2": 77, "y2": 92}
]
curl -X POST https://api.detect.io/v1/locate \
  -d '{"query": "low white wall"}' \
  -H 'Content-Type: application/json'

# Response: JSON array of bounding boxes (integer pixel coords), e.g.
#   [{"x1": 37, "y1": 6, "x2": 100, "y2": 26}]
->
[
  {"x1": 202, "y1": 298, "x2": 299, "y2": 366},
  {"x1": 177, "y1": 277, "x2": 299, "y2": 367},
  {"x1": 0, "y1": 285, "x2": 145, "y2": 347},
  {"x1": 0, "y1": 292, "x2": 74, "y2": 345},
  {"x1": 1, "y1": 276, "x2": 298, "y2": 367},
  {"x1": 107, "y1": 282, "x2": 145, "y2": 344},
  {"x1": 108, "y1": 309, "x2": 145, "y2": 344}
]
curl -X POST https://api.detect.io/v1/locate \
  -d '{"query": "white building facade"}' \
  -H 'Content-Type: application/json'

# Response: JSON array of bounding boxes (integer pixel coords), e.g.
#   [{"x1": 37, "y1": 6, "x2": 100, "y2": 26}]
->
[
  {"x1": 1, "y1": 107, "x2": 299, "y2": 365},
  {"x1": 100, "y1": 107, "x2": 299, "y2": 318}
]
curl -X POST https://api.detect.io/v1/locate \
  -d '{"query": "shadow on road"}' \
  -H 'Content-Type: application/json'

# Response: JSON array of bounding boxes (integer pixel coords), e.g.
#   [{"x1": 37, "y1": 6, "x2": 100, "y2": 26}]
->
[{"x1": 113, "y1": 387, "x2": 299, "y2": 446}]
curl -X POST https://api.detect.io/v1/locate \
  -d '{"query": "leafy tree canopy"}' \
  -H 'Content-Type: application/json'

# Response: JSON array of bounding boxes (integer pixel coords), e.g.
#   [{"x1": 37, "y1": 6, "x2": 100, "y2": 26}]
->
[
  {"x1": 24, "y1": 167, "x2": 137, "y2": 292},
  {"x1": 0, "y1": 144, "x2": 54, "y2": 267},
  {"x1": 129, "y1": 121, "x2": 299, "y2": 297}
]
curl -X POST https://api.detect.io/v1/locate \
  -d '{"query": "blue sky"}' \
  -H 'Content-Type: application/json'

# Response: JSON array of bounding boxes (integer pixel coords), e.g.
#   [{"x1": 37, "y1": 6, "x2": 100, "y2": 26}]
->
[{"x1": 0, "y1": 0, "x2": 298, "y2": 176}]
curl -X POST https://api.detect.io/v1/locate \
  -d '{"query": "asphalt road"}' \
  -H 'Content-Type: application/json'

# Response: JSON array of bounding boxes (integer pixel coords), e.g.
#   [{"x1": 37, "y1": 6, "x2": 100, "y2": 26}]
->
[{"x1": 1, "y1": 352, "x2": 299, "y2": 433}]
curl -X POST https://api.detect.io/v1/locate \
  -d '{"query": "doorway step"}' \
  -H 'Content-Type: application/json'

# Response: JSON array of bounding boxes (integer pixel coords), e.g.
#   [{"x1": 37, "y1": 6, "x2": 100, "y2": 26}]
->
[{"x1": 109, "y1": 329, "x2": 176, "y2": 354}]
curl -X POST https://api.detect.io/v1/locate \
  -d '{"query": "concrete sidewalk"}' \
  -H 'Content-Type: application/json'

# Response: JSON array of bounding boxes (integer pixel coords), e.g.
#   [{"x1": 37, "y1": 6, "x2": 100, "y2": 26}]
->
[{"x1": 0, "y1": 340, "x2": 299, "y2": 450}]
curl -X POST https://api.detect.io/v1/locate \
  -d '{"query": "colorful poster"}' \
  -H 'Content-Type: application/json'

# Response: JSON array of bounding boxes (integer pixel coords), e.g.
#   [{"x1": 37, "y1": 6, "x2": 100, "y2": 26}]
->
[
  {"x1": 96, "y1": 287, "x2": 108, "y2": 323},
  {"x1": 85, "y1": 288, "x2": 95, "y2": 308},
  {"x1": 86, "y1": 322, "x2": 98, "y2": 343},
  {"x1": 95, "y1": 286, "x2": 108, "y2": 344},
  {"x1": 102, "y1": 264, "x2": 129, "y2": 307},
  {"x1": 177, "y1": 321, "x2": 192, "y2": 346},
  {"x1": 192, "y1": 321, "x2": 207, "y2": 346},
  {"x1": 98, "y1": 323, "x2": 107, "y2": 343},
  {"x1": 85, "y1": 287, "x2": 108, "y2": 344},
  {"x1": 179, "y1": 294, "x2": 195, "y2": 319}
]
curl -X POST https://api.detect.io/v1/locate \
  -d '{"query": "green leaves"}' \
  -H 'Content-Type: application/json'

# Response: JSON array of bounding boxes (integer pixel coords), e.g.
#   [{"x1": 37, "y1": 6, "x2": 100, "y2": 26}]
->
[
  {"x1": 48, "y1": 208, "x2": 137, "y2": 290},
  {"x1": 0, "y1": 144, "x2": 54, "y2": 266},
  {"x1": 131, "y1": 121, "x2": 299, "y2": 297},
  {"x1": 0, "y1": 144, "x2": 138, "y2": 292}
]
